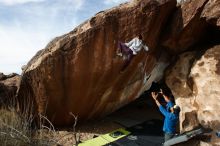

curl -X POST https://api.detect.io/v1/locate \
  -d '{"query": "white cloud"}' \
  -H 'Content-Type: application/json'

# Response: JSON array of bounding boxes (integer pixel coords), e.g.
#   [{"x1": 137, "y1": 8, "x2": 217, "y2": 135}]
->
[
  {"x1": 0, "y1": 0, "x2": 45, "y2": 5},
  {"x1": 0, "y1": 24, "x2": 52, "y2": 73},
  {"x1": 0, "y1": 0, "x2": 84, "y2": 73},
  {"x1": 104, "y1": 0, "x2": 128, "y2": 5}
]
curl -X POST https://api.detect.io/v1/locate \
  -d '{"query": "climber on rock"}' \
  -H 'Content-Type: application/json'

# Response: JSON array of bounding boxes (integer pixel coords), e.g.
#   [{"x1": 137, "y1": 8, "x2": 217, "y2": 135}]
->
[
  {"x1": 117, "y1": 34, "x2": 149, "y2": 71},
  {"x1": 151, "y1": 89, "x2": 180, "y2": 142}
]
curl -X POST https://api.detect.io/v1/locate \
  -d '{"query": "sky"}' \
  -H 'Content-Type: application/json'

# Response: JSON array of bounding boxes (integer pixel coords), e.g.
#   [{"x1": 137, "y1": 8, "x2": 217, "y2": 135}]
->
[{"x1": 0, "y1": 0, "x2": 129, "y2": 74}]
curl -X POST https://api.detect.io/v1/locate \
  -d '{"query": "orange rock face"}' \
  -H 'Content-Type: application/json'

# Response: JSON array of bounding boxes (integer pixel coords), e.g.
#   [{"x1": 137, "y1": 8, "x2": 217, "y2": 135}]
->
[
  {"x1": 17, "y1": 0, "x2": 176, "y2": 126},
  {"x1": 162, "y1": 0, "x2": 209, "y2": 53},
  {"x1": 162, "y1": 0, "x2": 220, "y2": 54}
]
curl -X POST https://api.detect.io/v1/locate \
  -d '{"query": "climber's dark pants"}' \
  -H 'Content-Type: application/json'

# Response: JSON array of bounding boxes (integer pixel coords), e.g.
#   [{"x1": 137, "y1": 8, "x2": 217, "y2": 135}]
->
[{"x1": 118, "y1": 42, "x2": 134, "y2": 70}]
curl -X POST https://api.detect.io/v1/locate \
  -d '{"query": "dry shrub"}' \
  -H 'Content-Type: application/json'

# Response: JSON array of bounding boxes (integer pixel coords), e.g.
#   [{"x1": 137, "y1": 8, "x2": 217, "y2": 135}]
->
[
  {"x1": 0, "y1": 108, "x2": 32, "y2": 146},
  {"x1": 0, "y1": 101, "x2": 59, "y2": 146}
]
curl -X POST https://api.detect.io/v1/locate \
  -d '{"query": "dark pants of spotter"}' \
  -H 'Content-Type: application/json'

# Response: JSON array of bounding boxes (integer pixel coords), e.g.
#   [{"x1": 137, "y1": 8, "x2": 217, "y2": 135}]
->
[
  {"x1": 118, "y1": 42, "x2": 134, "y2": 70},
  {"x1": 164, "y1": 133, "x2": 175, "y2": 142}
]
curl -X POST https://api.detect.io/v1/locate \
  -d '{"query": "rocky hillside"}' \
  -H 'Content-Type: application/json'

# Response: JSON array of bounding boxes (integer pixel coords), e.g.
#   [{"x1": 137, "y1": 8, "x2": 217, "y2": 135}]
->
[{"x1": 17, "y1": 1, "x2": 220, "y2": 145}]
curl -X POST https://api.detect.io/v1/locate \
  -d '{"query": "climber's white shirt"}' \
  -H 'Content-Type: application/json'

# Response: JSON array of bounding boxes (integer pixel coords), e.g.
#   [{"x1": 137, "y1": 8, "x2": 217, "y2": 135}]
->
[{"x1": 125, "y1": 37, "x2": 149, "y2": 55}]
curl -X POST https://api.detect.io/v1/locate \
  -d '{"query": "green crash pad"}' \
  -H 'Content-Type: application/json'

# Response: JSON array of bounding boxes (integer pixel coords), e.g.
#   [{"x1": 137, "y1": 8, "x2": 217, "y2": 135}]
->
[{"x1": 79, "y1": 128, "x2": 130, "y2": 146}]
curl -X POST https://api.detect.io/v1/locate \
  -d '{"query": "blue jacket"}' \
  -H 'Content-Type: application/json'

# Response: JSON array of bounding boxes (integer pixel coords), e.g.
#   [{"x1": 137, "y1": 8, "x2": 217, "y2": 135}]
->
[
  {"x1": 166, "y1": 101, "x2": 174, "y2": 111},
  {"x1": 159, "y1": 101, "x2": 179, "y2": 134}
]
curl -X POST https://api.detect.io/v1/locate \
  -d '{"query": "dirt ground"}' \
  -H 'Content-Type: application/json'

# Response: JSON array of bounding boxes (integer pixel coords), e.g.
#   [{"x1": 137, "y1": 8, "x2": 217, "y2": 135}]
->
[{"x1": 40, "y1": 95, "x2": 162, "y2": 146}]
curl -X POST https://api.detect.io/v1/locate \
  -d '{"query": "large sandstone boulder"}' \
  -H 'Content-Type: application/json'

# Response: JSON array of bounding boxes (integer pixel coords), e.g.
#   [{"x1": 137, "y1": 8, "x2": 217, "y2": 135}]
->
[
  {"x1": 165, "y1": 45, "x2": 220, "y2": 145},
  {"x1": 0, "y1": 73, "x2": 20, "y2": 107},
  {"x1": 17, "y1": 0, "x2": 176, "y2": 126}
]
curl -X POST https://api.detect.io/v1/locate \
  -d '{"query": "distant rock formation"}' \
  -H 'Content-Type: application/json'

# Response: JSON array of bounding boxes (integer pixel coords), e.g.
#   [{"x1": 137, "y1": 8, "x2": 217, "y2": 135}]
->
[
  {"x1": 17, "y1": 0, "x2": 176, "y2": 126},
  {"x1": 0, "y1": 73, "x2": 20, "y2": 107}
]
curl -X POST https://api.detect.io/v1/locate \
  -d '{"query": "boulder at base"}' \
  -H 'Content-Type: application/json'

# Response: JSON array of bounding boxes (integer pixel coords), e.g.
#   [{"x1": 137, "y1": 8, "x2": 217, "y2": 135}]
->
[
  {"x1": 165, "y1": 45, "x2": 220, "y2": 145},
  {"x1": 17, "y1": 0, "x2": 176, "y2": 126},
  {"x1": 0, "y1": 73, "x2": 20, "y2": 107}
]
